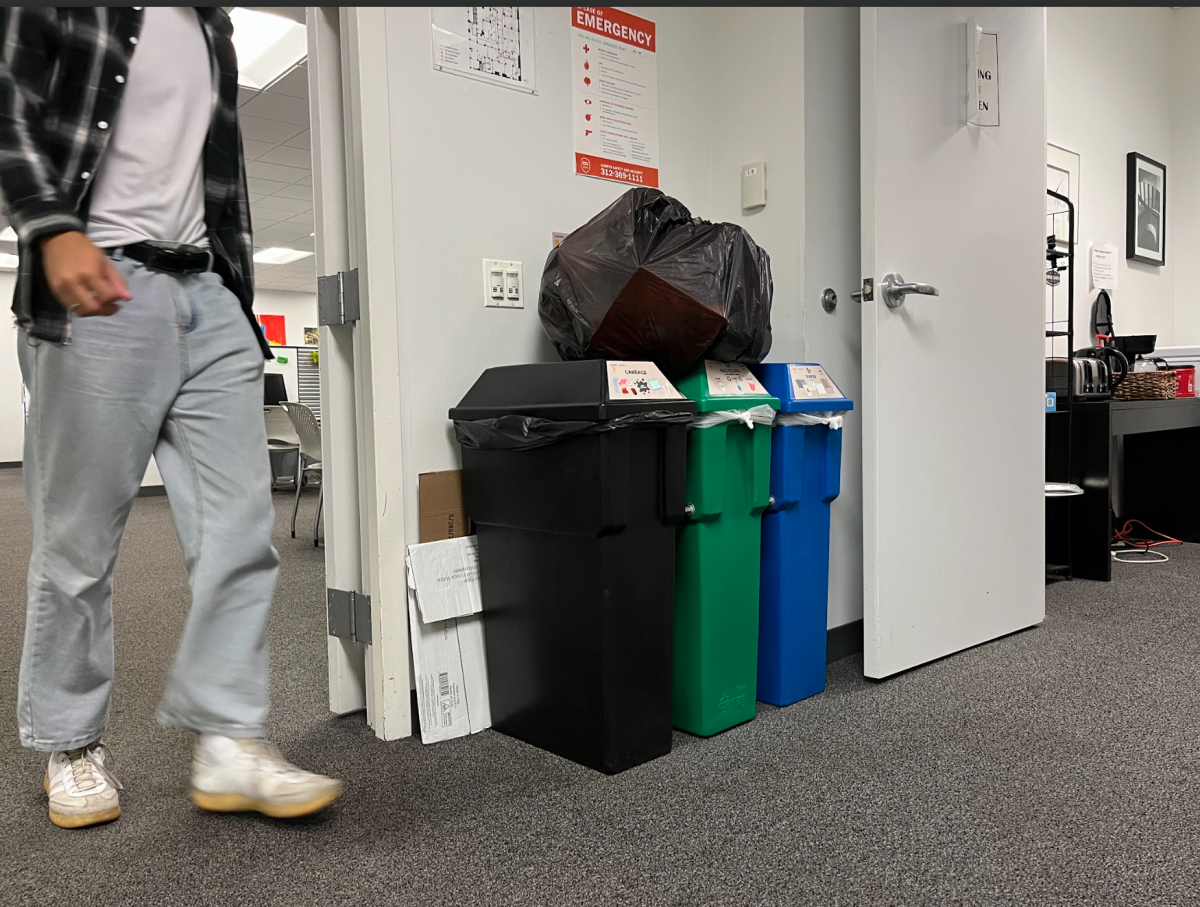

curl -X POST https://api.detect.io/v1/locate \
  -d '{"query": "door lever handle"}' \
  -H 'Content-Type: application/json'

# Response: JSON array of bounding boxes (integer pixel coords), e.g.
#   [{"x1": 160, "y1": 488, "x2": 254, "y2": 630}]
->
[{"x1": 881, "y1": 272, "x2": 939, "y2": 309}]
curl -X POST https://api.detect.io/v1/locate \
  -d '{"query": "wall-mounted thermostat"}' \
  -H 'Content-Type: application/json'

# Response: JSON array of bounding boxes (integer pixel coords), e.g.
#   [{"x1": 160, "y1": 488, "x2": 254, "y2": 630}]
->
[
  {"x1": 742, "y1": 161, "x2": 766, "y2": 210},
  {"x1": 483, "y1": 259, "x2": 523, "y2": 308}
]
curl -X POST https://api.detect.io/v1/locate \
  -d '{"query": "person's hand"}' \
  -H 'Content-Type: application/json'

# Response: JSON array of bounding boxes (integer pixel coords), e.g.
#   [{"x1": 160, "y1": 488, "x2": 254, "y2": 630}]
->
[{"x1": 39, "y1": 231, "x2": 131, "y2": 317}]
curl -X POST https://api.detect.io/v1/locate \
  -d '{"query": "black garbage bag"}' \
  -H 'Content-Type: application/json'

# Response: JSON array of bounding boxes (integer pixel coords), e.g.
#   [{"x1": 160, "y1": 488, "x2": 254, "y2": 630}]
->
[{"x1": 538, "y1": 187, "x2": 773, "y2": 373}]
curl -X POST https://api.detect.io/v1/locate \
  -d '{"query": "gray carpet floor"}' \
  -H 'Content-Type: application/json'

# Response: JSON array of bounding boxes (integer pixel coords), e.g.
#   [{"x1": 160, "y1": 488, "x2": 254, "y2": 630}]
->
[{"x1": 1, "y1": 467, "x2": 1198, "y2": 906}]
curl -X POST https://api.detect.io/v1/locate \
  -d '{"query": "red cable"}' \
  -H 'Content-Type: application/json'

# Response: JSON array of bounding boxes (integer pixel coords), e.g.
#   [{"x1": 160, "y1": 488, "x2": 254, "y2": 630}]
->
[{"x1": 1111, "y1": 519, "x2": 1182, "y2": 550}]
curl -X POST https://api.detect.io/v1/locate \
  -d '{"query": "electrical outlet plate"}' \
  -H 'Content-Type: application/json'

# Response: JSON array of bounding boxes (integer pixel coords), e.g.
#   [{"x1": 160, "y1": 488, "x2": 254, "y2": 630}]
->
[{"x1": 482, "y1": 259, "x2": 523, "y2": 308}]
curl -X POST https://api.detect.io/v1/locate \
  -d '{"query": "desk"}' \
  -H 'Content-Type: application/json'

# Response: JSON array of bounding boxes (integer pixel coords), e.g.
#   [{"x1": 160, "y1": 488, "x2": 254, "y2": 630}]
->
[{"x1": 1065, "y1": 397, "x2": 1200, "y2": 581}]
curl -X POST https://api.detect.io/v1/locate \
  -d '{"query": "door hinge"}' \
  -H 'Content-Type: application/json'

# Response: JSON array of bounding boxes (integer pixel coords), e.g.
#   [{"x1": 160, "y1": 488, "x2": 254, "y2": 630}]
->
[
  {"x1": 317, "y1": 269, "x2": 360, "y2": 325},
  {"x1": 327, "y1": 588, "x2": 372, "y2": 644}
]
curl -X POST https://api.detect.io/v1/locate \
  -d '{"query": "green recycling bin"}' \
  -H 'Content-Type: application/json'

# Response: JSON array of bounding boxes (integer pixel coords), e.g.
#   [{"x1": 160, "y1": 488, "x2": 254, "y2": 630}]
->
[{"x1": 673, "y1": 361, "x2": 779, "y2": 736}]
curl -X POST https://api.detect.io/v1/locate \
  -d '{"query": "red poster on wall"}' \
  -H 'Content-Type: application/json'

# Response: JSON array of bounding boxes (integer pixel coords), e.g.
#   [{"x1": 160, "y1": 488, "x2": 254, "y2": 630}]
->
[
  {"x1": 571, "y1": 7, "x2": 659, "y2": 188},
  {"x1": 258, "y1": 314, "x2": 286, "y2": 346}
]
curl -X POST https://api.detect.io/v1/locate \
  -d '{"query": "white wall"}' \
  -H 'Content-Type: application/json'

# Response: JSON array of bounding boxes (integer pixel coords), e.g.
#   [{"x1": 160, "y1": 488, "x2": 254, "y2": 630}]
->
[
  {"x1": 385, "y1": 5, "x2": 716, "y2": 536},
  {"x1": 706, "y1": 7, "x2": 864, "y2": 631},
  {"x1": 801, "y1": 8, "x2": 862, "y2": 630},
  {"x1": 0, "y1": 272, "x2": 24, "y2": 464},
  {"x1": 708, "y1": 8, "x2": 805, "y2": 359},
  {"x1": 1172, "y1": 9, "x2": 1200, "y2": 342},
  {"x1": 255, "y1": 288, "x2": 319, "y2": 347},
  {"x1": 1047, "y1": 7, "x2": 1177, "y2": 347}
]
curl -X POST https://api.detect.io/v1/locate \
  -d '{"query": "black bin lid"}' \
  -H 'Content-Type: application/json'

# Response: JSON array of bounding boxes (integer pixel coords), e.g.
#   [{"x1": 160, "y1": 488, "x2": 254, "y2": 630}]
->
[{"x1": 449, "y1": 360, "x2": 696, "y2": 422}]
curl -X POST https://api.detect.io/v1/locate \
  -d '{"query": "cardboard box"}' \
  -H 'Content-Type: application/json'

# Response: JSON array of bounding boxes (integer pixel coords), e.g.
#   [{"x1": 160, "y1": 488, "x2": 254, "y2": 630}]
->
[
  {"x1": 418, "y1": 469, "x2": 471, "y2": 543},
  {"x1": 406, "y1": 536, "x2": 491, "y2": 744}
]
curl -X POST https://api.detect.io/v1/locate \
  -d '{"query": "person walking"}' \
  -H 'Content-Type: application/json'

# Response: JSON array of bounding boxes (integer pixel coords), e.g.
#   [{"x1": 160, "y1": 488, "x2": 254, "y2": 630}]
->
[{"x1": 0, "y1": 7, "x2": 341, "y2": 828}]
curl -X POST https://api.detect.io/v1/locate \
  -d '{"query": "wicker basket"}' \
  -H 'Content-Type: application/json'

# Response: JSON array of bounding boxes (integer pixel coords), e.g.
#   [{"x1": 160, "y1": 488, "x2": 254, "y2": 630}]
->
[{"x1": 1114, "y1": 370, "x2": 1177, "y2": 401}]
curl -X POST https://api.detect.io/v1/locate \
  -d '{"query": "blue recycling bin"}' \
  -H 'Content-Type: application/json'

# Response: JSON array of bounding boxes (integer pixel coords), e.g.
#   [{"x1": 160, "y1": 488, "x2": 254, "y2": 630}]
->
[{"x1": 751, "y1": 363, "x2": 853, "y2": 707}]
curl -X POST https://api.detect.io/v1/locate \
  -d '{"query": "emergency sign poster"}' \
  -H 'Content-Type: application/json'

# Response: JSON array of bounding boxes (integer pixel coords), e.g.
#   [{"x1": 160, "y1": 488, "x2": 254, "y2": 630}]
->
[{"x1": 571, "y1": 7, "x2": 659, "y2": 188}]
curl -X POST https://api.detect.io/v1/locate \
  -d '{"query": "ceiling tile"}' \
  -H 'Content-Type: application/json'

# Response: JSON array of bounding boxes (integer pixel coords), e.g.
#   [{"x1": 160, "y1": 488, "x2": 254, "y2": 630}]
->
[
  {"x1": 252, "y1": 213, "x2": 286, "y2": 230},
  {"x1": 253, "y1": 224, "x2": 310, "y2": 244},
  {"x1": 238, "y1": 86, "x2": 260, "y2": 108},
  {"x1": 242, "y1": 139, "x2": 276, "y2": 161},
  {"x1": 254, "y1": 195, "x2": 311, "y2": 214},
  {"x1": 283, "y1": 130, "x2": 310, "y2": 150},
  {"x1": 257, "y1": 145, "x2": 312, "y2": 170},
  {"x1": 247, "y1": 160, "x2": 308, "y2": 184},
  {"x1": 242, "y1": 92, "x2": 310, "y2": 127},
  {"x1": 269, "y1": 68, "x2": 310, "y2": 100},
  {"x1": 284, "y1": 211, "x2": 315, "y2": 228},
  {"x1": 297, "y1": 174, "x2": 312, "y2": 187},
  {"x1": 247, "y1": 177, "x2": 290, "y2": 196},
  {"x1": 274, "y1": 183, "x2": 313, "y2": 201},
  {"x1": 290, "y1": 236, "x2": 315, "y2": 252},
  {"x1": 240, "y1": 116, "x2": 304, "y2": 145},
  {"x1": 269, "y1": 228, "x2": 313, "y2": 244}
]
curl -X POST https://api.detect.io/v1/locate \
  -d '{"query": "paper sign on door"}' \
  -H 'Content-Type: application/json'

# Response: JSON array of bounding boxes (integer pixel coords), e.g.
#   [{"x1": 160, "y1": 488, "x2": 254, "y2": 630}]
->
[
  {"x1": 705, "y1": 362, "x2": 766, "y2": 396},
  {"x1": 606, "y1": 361, "x2": 682, "y2": 400}
]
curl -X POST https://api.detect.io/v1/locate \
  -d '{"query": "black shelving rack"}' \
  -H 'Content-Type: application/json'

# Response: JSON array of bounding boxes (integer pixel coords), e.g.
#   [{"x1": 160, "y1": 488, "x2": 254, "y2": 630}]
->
[{"x1": 1046, "y1": 189, "x2": 1074, "y2": 580}]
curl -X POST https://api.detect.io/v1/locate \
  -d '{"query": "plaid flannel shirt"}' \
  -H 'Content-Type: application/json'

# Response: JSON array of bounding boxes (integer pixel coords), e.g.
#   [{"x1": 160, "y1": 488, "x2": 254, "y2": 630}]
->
[{"x1": 0, "y1": 6, "x2": 269, "y2": 357}]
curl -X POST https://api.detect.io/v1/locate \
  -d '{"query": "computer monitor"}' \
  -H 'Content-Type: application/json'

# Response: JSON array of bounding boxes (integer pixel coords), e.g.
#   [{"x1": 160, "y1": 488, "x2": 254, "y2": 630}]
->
[{"x1": 264, "y1": 373, "x2": 288, "y2": 406}]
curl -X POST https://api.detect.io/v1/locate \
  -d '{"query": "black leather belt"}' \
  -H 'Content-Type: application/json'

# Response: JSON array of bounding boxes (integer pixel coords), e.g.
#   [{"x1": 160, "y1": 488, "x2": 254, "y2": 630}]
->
[{"x1": 114, "y1": 241, "x2": 213, "y2": 275}]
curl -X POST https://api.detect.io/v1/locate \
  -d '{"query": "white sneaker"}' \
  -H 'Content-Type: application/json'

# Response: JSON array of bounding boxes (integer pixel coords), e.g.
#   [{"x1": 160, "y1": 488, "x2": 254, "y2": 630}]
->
[
  {"x1": 190, "y1": 735, "x2": 342, "y2": 819},
  {"x1": 44, "y1": 742, "x2": 123, "y2": 829}
]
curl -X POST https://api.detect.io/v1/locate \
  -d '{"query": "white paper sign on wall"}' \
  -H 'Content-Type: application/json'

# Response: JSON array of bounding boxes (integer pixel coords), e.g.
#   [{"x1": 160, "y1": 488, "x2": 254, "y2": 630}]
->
[
  {"x1": 966, "y1": 17, "x2": 999, "y2": 128},
  {"x1": 1091, "y1": 244, "x2": 1118, "y2": 291}
]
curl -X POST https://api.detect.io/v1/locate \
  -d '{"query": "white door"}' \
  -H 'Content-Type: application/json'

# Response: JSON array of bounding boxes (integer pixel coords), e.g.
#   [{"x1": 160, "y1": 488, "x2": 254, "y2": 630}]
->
[{"x1": 860, "y1": 7, "x2": 1046, "y2": 678}]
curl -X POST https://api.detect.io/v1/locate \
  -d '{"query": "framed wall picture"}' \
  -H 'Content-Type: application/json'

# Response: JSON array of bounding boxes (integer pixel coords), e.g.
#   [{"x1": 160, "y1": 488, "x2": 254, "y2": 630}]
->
[
  {"x1": 1127, "y1": 152, "x2": 1165, "y2": 266},
  {"x1": 1046, "y1": 143, "x2": 1080, "y2": 245}
]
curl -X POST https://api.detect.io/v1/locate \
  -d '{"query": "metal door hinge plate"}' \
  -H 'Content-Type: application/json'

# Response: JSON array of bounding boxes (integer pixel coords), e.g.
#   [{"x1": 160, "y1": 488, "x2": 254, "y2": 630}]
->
[
  {"x1": 318, "y1": 269, "x2": 360, "y2": 325},
  {"x1": 327, "y1": 588, "x2": 372, "y2": 643}
]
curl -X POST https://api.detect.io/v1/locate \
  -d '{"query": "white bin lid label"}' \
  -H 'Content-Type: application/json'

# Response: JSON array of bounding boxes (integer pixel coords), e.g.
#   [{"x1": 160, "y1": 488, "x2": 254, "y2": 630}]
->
[
  {"x1": 789, "y1": 364, "x2": 842, "y2": 399},
  {"x1": 705, "y1": 361, "x2": 767, "y2": 396},
  {"x1": 606, "y1": 361, "x2": 683, "y2": 401}
]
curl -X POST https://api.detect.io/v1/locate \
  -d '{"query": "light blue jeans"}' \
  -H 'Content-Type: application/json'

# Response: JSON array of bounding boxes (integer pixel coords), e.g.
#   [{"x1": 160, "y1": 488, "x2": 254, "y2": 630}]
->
[{"x1": 17, "y1": 257, "x2": 279, "y2": 751}]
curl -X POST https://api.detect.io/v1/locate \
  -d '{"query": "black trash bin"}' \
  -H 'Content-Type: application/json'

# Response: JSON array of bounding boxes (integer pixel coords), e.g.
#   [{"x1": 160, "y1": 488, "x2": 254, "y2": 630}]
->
[{"x1": 450, "y1": 360, "x2": 696, "y2": 774}]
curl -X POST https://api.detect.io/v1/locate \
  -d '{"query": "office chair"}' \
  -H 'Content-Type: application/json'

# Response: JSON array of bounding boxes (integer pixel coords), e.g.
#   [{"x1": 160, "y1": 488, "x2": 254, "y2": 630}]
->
[{"x1": 280, "y1": 402, "x2": 323, "y2": 547}]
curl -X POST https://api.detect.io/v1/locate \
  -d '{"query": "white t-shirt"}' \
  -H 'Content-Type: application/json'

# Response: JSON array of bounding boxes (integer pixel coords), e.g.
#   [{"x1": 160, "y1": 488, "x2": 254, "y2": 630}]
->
[{"x1": 86, "y1": 7, "x2": 214, "y2": 249}]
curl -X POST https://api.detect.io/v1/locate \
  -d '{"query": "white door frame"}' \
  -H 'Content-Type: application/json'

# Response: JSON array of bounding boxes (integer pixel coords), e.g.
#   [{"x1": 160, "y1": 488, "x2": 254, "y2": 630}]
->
[{"x1": 307, "y1": 6, "x2": 411, "y2": 740}]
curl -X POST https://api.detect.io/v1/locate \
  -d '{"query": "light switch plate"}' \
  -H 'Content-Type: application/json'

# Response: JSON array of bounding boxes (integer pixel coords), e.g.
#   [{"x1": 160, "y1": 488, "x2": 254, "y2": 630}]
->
[{"x1": 482, "y1": 259, "x2": 522, "y2": 308}]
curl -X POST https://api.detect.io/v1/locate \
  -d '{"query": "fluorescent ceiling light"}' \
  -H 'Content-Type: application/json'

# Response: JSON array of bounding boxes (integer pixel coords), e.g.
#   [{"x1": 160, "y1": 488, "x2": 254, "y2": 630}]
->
[
  {"x1": 0, "y1": 227, "x2": 16, "y2": 242},
  {"x1": 230, "y1": 8, "x2": 307, "y2": 90},
  {"x1": 0, "y1": 253, "x2": 19, "y2": 270},
  {"x1": 254, "y1": 247, "x2": 313, "y2": 265}
]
